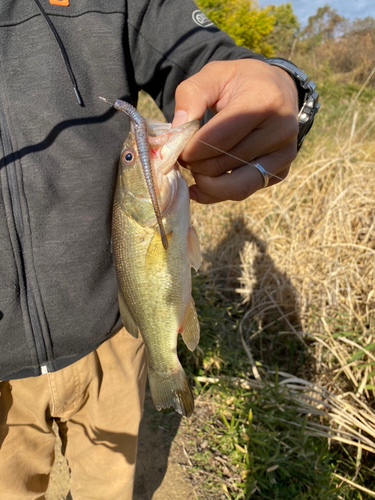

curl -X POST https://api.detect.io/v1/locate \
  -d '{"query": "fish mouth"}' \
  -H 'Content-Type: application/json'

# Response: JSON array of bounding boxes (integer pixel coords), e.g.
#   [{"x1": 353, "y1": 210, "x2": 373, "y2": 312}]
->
[{"x1": 147, "y1": 120, "x2": 200, "y2": 174}]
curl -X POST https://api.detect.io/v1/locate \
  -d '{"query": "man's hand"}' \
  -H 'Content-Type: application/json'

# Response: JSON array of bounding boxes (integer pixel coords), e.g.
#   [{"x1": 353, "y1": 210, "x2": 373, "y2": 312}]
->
[{"x1": 171, "y1": 59, "x2": 299, "y2": 204}]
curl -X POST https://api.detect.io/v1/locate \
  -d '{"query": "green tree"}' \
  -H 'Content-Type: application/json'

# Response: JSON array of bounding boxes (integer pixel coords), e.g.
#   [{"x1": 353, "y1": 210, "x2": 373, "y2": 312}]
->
[
  {"x1": 264, "y1": 3, "x2": 300, "y2": 58},
  {"x1": 301, "y1": 4, "x2": 345, "y2": 47},
  {"x1": 197, "y1": 0, "x2": 276, "y2": 56}
]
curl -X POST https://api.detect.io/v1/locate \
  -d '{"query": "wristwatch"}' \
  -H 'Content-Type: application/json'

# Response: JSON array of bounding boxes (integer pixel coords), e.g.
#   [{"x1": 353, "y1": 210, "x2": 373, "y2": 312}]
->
[{"x1": 265, "y1": 57, "x2": 320, "y2": 151}]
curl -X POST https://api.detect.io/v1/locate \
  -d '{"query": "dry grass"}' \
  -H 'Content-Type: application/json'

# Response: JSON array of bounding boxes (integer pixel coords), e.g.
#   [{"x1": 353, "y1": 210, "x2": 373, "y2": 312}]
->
[{"x1": 189, "y1": 92, "x2": 375, "y2": 492}]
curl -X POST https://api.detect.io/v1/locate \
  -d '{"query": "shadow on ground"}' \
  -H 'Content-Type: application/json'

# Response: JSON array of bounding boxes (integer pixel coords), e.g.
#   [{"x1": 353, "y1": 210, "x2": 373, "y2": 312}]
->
[
  {"x1": 133, "y1": 392, "x2": 182, "y2": 499},
  {"x1": 196, "y1": 214, "x2": 305, "y2": 377}
]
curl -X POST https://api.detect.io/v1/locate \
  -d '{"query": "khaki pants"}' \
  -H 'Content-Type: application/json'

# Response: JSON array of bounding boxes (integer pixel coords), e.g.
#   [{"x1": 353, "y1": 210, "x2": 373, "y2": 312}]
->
[{"x1": 0, "y1": 328, "x2": 147, "y2": 500}]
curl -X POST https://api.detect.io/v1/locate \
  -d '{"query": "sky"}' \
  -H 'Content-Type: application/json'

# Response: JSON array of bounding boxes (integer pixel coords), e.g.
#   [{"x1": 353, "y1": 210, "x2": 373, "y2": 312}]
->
[{"x1": 257, "y1": 0, "x2": 375, "y2": 26}]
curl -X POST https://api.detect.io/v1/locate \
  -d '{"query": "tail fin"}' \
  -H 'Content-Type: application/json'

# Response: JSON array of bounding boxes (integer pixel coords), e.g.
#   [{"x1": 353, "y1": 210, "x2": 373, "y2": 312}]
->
[{"x1": 148, "y1": 365, "x2": 194, "y2": 417}]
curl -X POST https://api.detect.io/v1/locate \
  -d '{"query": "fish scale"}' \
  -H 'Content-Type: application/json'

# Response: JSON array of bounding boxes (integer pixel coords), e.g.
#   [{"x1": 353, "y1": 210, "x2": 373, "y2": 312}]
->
[{"x1": 110, "y1": 106, "x2": 201, "y2": 416}]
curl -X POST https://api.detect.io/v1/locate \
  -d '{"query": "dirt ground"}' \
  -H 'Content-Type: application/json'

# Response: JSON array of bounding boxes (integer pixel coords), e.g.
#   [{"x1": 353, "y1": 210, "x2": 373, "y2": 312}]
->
[{"x1": 46, "y1": 392, "x2": 197, "y2": 500}]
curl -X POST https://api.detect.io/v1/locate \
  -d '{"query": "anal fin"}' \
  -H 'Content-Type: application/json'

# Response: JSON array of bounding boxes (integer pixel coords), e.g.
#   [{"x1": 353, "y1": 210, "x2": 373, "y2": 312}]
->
[
  {"x1": 180, "y1": 298, "x2": 200, "y2": 352},
  {"x1": 187, "y1": 226, "x2": 201, "y2": 271},
  {"x1": 118, "y1": 291, "x2": 139, "y2": 338}
]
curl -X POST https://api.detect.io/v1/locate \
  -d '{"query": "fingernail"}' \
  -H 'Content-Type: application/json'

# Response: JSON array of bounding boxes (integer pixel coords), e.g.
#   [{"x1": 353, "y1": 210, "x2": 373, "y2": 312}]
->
[{"x1": 172, "y1": 110, "x2": 188, "y2": 127}]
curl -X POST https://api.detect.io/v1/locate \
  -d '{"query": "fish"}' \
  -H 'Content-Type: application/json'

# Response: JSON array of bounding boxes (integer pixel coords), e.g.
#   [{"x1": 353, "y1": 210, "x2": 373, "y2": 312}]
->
[{"x1": 106, "y1": 99, "x2": 201, "y2": 417}]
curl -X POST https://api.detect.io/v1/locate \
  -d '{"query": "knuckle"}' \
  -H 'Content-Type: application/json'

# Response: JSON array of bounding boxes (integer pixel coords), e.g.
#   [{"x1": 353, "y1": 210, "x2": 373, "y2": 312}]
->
[
  {"x1": 276, "y1": 167, "x2": 290, "y2": 183},
  {"x1": 175, "y1": 77, "x2": 200, "y2": 99},
  {"x1": 282, "y1": 117, "x2": 299, "y2": 142},
  {"x1": 199, "y1": 156, "x2": 227, "y2": 177},
  {"x1": 175, "y1": 79, "x2": 192, "y2": 97},
  {"x1": 176, "y1": 61, "x2": 220, "y2": 96},
  {"x1": 204, "y1": 60, "x2": 221, "y2": 72},
  {"x1": 280, "y1": 166, "x2": 290, "y2": 180},
  {"x1": 270, "y1": 166, "x2": 290, "y2": 186},
  {"x1": 272, "y1": 88, "x2": 286, "y2": 110},
  {"x1": 262, "y1": 86, "x2": 285, "y2": 112},
  {"x1": 282, "y1": 144, "x2": 298, "y2": 166}
]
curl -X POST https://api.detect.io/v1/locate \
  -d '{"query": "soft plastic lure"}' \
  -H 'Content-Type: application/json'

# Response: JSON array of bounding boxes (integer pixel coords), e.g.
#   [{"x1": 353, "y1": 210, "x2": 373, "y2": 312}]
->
[{"x1": 100, "y1": 97, "x2": 168, "y2": 250}]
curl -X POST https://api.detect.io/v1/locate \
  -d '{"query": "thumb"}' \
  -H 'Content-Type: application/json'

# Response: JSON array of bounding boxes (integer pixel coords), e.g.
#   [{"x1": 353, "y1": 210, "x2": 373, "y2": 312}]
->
[{"x1": 171, "y1": 62, "x2": 226, "y2": 127}]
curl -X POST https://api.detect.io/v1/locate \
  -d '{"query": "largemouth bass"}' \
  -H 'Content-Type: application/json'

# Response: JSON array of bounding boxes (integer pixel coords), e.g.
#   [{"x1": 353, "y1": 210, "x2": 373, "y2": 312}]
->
[{"x1": 107, "y1": 99, "x2": 201, "y2": 417}]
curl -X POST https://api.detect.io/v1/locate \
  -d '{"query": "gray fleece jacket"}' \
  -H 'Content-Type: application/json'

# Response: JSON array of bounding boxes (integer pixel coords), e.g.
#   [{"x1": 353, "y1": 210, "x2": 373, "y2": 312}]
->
[{"x1": 0, "y1": 0, "x2": 264, "y2": 380}]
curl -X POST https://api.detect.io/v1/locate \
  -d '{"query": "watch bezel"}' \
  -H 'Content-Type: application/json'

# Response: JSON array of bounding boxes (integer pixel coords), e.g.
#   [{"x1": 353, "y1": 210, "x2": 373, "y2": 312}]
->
[{"x1": 265, "y1": 57, "x2": 320, "y2": 150}]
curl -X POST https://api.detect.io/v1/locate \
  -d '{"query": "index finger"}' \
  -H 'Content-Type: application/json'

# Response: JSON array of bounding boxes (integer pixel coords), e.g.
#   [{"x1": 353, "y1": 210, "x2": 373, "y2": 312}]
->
[{"x1": 180, "y1": 106, "x2": 259, "y2": 163}]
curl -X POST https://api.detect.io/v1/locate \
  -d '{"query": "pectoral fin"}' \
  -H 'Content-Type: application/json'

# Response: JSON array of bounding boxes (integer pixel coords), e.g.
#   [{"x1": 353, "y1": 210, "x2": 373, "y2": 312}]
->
[
  {"x1": 180, "y1": 298, "x2": 200, "y2": 351},
  {"x1": 187, "y1": 226, "x2": 201, "y2": 271},
  {"x1": 145, "y1": 229, "x2": 172, "y2": 274},
  {"x1": 118, "y1": 291, "x2": 139, "y2": 338}
]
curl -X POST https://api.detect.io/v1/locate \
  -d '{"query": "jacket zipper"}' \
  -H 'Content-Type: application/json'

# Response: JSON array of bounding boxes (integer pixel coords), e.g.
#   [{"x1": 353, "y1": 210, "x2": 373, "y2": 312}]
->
[{"x1": 0, "y1": 104, "x2": 50, "y2": 372}]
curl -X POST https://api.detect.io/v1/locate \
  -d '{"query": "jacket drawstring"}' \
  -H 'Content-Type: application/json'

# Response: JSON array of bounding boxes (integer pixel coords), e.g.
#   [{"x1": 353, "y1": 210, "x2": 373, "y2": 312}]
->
[{"x1": 31, "y1": 0, "x2": 84, "y2": 106}]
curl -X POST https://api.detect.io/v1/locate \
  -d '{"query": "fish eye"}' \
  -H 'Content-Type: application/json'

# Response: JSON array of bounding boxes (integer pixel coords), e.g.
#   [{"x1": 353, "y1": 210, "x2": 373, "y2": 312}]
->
[{"x1": 121, "y1": 148, "x2": 136, "y2": 165}]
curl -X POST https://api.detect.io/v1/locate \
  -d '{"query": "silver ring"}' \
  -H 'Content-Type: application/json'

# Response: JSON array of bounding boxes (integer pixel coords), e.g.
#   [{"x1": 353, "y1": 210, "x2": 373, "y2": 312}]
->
[{"x1": 252, "y1": 162, "x2": 269, "y2": 189}]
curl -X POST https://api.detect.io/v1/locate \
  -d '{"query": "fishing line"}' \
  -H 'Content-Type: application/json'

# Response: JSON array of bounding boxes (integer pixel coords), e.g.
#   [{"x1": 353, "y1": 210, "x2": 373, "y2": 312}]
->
[
  {"x1": 197, "y1": 139, "x2": 287, "y2": 183},
  {"x1": 196, "y1": 138, "x2": 354, "y2": 216},
  {"x1": 197, "y1": 139, "x2": 355, "y2": 219}
]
